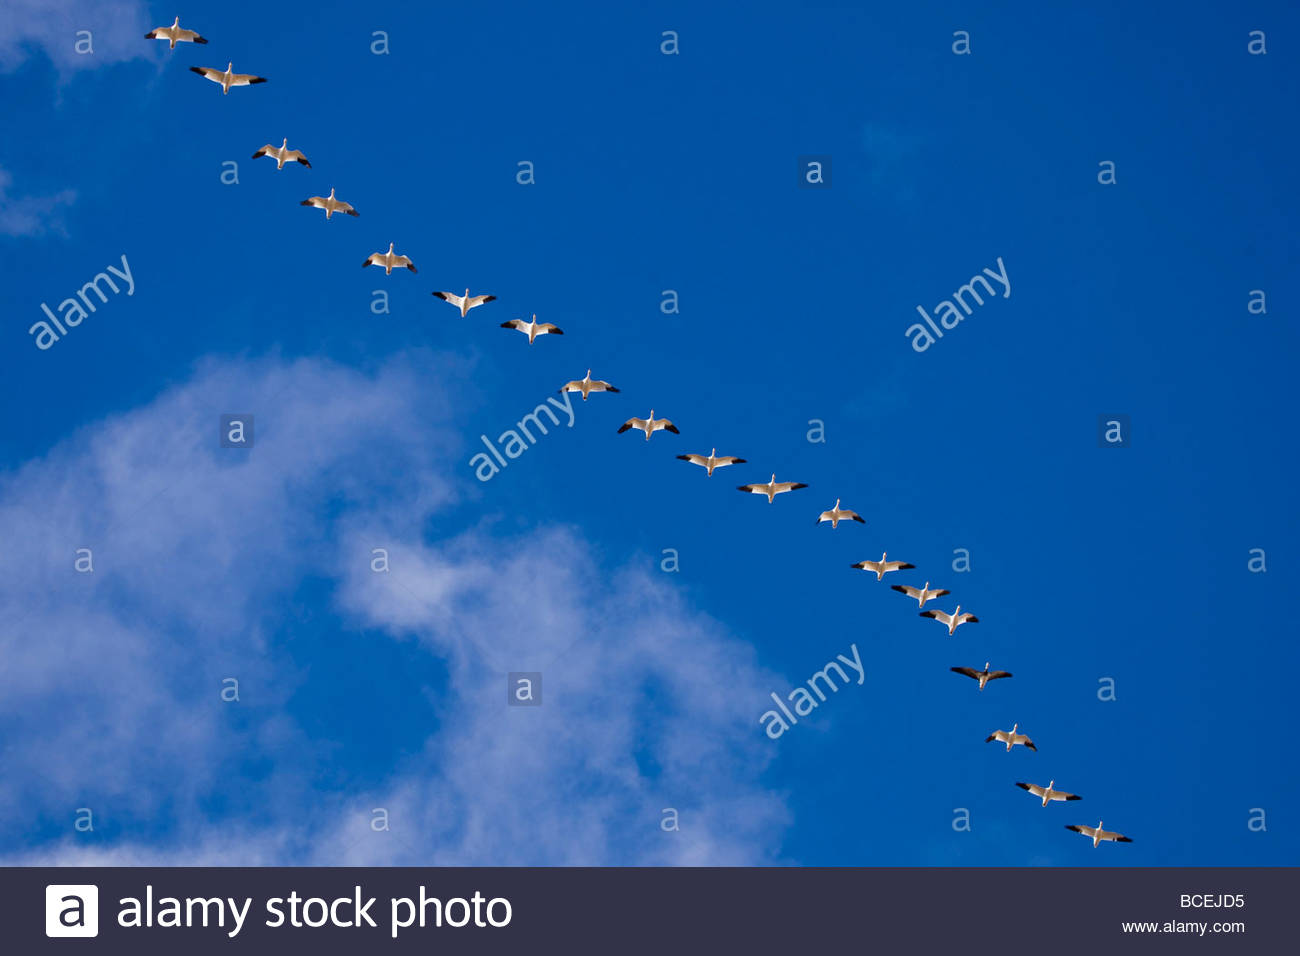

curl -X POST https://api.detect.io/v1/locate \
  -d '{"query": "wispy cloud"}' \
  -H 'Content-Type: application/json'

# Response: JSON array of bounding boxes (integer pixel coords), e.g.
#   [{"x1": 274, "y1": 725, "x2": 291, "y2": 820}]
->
[
  {"x1": 0, "y1": 0, "x2": 152, "y2": 77},
  {"x1": 0, "y1": 353, "x2": 790, "y2": 865},
  {"x1": 0, "y1": 167, "x2": 77, "y2": 237}
]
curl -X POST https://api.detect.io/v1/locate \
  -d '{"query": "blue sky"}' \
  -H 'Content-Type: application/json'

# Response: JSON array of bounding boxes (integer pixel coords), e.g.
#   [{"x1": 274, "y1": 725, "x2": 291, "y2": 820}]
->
[{"x1": 0, "y1": 0, "x2": 1296, "y2": 866}]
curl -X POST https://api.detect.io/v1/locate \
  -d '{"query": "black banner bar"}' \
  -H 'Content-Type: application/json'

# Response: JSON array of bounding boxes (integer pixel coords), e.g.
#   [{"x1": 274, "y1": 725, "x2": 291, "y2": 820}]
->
[{"x1": 4, "y1": 867, "x2": 1294, "y2": 953}]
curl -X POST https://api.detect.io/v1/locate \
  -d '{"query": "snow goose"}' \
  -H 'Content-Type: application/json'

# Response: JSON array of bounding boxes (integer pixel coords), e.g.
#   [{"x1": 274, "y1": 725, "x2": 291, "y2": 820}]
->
[
  {"x1": 737, "y1": 474, "x2": 808, "y2": 503},
  {"x1": 363, "y1": 242, "x2": 417, "y2": 274},
  {"x1": 920, "y1": 605, "x2": 979, "y2": 635},
  {"x1": 890, "y1": 581, "x2": 949, "y2": 608},
  {"x1": 252, "y1": 138, "x2": 310, "y2": 169},
  {"x1": 300, "y1": 188, "x2": 358, "y2": 219},
  {"x1": 676, "y1": 448, "x2": 746, "y2": 477},
  {"x1": 432, "y1": 289, "x2": 496, "y2": 317},
  {"x1": 501, "y1": 315, "x2": 563, "y2": 344},
  {"x1": 618, "y1": 410, "x2": 679, "y2": 441},
  {"x1": 985, "y1": 723, "x2": 1036, "y2": 752},
  {"x1": 850, "y1": 552, "x2": 914, "y2": 581},
  {"x1": 189, "y1": 62, "x2": 267, "y2": 94},
  {"x1": 815, "y1": 498, "x2": 865, "y2": 528},
  {"x1": 1065, "y1": 821, "x2": 1132, "y2": 847},
  {"x1": 1016, "y1": 780, "x2": 1081, "y2": 807},
  {"x1": 950, "y1": 661, "x2": 1012, "y2": 691},
  {"x1": 145, "y1": 16, "x2": 207, "y2": 48},
  {"x1": 559, "y1": 369, "x2": 619, "y2": 401}
]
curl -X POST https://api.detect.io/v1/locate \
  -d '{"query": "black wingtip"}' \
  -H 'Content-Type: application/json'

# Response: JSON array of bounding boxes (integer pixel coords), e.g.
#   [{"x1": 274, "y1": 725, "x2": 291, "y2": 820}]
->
[
  {"x1": 188, "y1": 66, "x2": 203, "y2": 74},
  {"x1": 249, "y1": 76, "x2": 268, "y2": 84},
  {"x1": 299, "y1": 159, "x2": 311, "y2": 168},
  {"x1": 1066, "y1": 794, "x2": 1082, "y2": 801},
  {"x1": 194, "y1": 36, "x2": 209, "y2": 44},
  {"x1": 1015, "y1": 782, "x2": 1031, "y2": 791},
  {"x1": 675, "y1": 455, "x2": 690, "y2": 461},
  {"x1": 607, "y1": 386, "x2": 620, "y2": 393}
]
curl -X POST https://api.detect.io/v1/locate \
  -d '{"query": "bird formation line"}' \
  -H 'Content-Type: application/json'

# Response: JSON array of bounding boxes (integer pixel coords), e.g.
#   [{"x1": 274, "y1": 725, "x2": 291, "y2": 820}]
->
[{"x1": 145, "y1": 14, "x2": 1133, "y2": 853}]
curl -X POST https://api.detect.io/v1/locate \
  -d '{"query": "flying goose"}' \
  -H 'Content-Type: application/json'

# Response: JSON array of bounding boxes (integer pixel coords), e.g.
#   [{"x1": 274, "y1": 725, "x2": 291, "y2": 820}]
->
[
  {"x1": 559, "y1": 369, "x2": 619, "y2": 401},
  {"x1": 815, "y1": 498, "x2": 865, "y2": 528},
  {"x1": 501, "y1": 315, "x2": 563, "y2": 344},
  {"x1": 618, "y1": 410, "x2": 679, "y2": 441},
  {"x1": 1065, "y1": 821, "x2": 1132, "y2": 847},
  {"x1": 1017, "y1": 780, "x2": 1081, "y2": 807},
  {"x1": 737, "y1": 474, "x2": 809, "y2": 503},
  {"x1": 950, "y1": 662, "x2": 1012, "y2": 690},
  {"x1": 890, "y1": 581, "x2": 949, "y2": 608},
  {"x1": 676, "y1": 448, "x2": 746, "y2": 477},
  {"x1": 189, "y1": 62, "x2": 267, "y2": 94},
  {"x1": 300, "y1": 188, "x2": 358, "y2": 219},
  {"x1": 252, "y1": 138, "x2": 310, "y2": 169},
  {"x1": 920, "y1": 605, "x2": 979, "y2": 635},
  {"x1": 851, "y1": 552, "x2": 915, "y2": 581},
  {"x1": 432, "y1": 289, "x2": 496, "y2": 317},
  {"x1": 363, "y1": 242, "x2": 417, "y2": 274},
  {"x1": 985, "y1": 723, "x2": 1036, "y2": 752},
  {"x1": 145, "y1": 16, "x2": 207, "y2": 48}
]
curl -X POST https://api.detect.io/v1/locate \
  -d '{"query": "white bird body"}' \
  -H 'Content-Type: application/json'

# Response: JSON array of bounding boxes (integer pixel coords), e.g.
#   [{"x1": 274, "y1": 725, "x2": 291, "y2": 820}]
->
[
  {"x1": 851, "y1": 552, "x2": 914, "y2": 581},
  {"x1": 253, "y1": 138, "x2": 310, "y2": 169},
  {"x1": 891, "y1": 580, "x2": 949, "y2": 608},
  {"x1": 559, "y1": 369, "x2": 619, "y2": 401},
  {"x1": 816, "y1": 498, "x2": 865, "y2": 528},
  {"x1": 1017, "y1": 779, "x2": 1081, "y2": 807},
  {"x1": 1066, "y1": 820, "x2": 1132, "y2": 847},
  {"x1": 985, "y1": 722, "x2": 1036, "y2": 752},
  {"x1": 501, "y1": 314, "x2": 563, "y2": 343},
  {"x1": 300, "y1": 187, "x2": 358, "y2": 219},
  {"x1": 146, "y1": 16, "x2": 207, "y2": 48},
  {"x1": 618, "y1": 409, "x2": 679, "y2": 441},
  {"x1": 920, "y1": 604, "x2": 979, "y2": 635},
  {"x1": 951, "y1": 661, "x2": 1012, "y2": 691},
  {"x1": 737, "y1": 473, "x2": 809, "y2": 503},
  {"x1": 432, "y1": 288, "x2": 496, "y2": 317},
  {"x1": 363, "y1": 242, "x2": 417, "y2": 274},
  {"x1": 190, "y1": 61, "x2": 267, "y2": 94},
  {"x1": 676, "y1": 448, "x2": 746, "y2": 477}
]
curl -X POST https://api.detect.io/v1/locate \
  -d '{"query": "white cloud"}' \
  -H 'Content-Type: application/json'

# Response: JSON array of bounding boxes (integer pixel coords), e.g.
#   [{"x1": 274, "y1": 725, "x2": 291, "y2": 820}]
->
[
  {"x1": 0, "y1": 167, "x2": 77, "y2": 237},
  {"x1": 0, "y1": 353, "x2": 790, "y2": 865},
  {"x1": 0, "y1": 0, "x2": 152, "y2": 77}
]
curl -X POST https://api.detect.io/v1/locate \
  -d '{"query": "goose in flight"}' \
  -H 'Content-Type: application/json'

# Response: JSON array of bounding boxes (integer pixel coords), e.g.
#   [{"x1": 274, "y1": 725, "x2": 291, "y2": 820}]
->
[
  {"x1": 890, "y1": 581, "x2": 949, "y2": 608},
  {"x1": 1017, "y1": 780, "x2": 1081, "y2": 807},
  {"x1": 145, "y1": 16, "x2": 207, "y2": 48},
  {"x1": 851, "y1": 553, "x2": 915, "y2": 581},
  {"x1": 950, "y1": 662, "x2": 1012, "y2": 691},
  {"x1": 300, "y1": 188, "x2": 358, "y2": 219},
  {"x1": 985, "y1": 723, "x2": 1036, "y2": 752},
  {"x1": 815, "y1": 499, "x2": 865, "y2": 528},
  {"x1": 737, "y1": 474, "x2": 809, "y2": 503},
  {"x1": 189, "y1": 62, "x2": 267, "y2": 94},
  {"x1": 363, "y1": 242, "x2": 417, "y2": 274},
  {"x1": 676, "y1": 448, "x2": 746, "y2": 477},
  {"x1": 501, "y1": 315, "x2": 563, "y2": 344},
  {"x1": 252, "y1": 138, "x2": 310, "y2": 169},
  {"x1": 432, "y1": 289, "x2": 496, "y2": 317},
  {"x1": 920, "y1": 605, "x2": 979, "y2": 635},
  {"x1": 559, "y1": 369, "x2": 619, "y2": 401},
  {"x1": 618, "y1": 410, "x2": 679, "y2": 441},
  {"x1": 1065, "y1": 821, "x2": 1132, "y2": 847}
]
